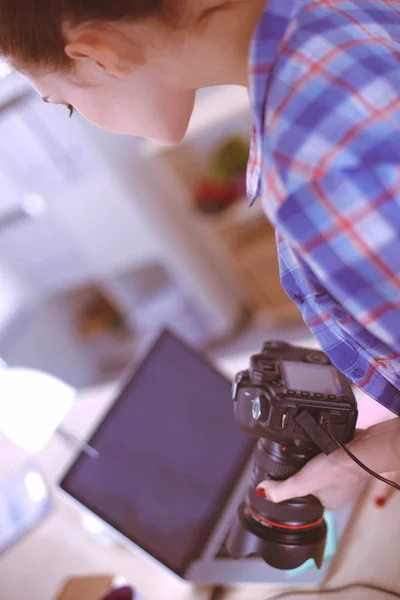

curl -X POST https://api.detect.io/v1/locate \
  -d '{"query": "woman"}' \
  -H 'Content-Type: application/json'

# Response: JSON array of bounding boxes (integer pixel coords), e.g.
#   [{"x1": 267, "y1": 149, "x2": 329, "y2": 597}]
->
[{"x1": 1, "y1": 0, "x2": 400, "y2": 508}]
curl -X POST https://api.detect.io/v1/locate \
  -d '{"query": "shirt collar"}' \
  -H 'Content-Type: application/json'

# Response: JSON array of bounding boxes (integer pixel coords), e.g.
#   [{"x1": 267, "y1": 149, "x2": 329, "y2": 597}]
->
[{"x1": 247, "y1": 0, "x2": 301, "y2": 205}]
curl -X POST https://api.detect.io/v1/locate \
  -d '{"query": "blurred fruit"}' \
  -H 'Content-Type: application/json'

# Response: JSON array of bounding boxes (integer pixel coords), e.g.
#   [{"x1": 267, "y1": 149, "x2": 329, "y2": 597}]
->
[{"x1": 195, "y1": 180, "x2": 235, "y2": 213}]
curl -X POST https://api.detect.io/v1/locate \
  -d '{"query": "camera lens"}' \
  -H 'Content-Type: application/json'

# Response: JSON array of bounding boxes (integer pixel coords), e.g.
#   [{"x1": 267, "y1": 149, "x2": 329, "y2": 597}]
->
[
  {"x1": 226, "y1": 440, "x2": 326, "y2": 570},
  {"x1": 227, "y1": 502, "x2": 326, "y2": 570}
]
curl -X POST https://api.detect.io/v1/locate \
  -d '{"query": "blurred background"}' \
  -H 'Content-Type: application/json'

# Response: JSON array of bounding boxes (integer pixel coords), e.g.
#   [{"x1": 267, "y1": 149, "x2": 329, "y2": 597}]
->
[{"x1": 0, "y1": 74, "x2": 306, "y2": 389}]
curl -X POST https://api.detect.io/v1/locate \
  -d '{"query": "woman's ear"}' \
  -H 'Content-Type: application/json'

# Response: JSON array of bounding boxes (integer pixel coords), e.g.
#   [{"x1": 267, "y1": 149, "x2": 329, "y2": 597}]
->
[{"x1": 65, "y1": 28, "x2": 143, "y2": 78}]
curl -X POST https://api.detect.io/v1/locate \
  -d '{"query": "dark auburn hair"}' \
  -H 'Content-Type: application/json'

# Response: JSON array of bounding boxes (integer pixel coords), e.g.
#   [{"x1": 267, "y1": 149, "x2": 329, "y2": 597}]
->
[{"x1": 0, "y1": 0, "x2": 167, "y2": 72}]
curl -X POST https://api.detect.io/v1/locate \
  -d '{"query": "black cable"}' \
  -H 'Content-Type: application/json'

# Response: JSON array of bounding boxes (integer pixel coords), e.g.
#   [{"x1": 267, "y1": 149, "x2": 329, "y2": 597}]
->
[
  {"x1": 325, "y1": 422, "x2": 400, "y2": 492},
  {"x1": 261, "y1": 581, "x2": 400, "y2": 599}
]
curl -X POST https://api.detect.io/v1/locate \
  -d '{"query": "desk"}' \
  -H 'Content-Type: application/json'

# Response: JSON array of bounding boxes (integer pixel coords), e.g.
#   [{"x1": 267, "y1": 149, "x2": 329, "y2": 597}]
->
[{"x1": 0, "y1": 353, "x2": 398, "y2": 600}]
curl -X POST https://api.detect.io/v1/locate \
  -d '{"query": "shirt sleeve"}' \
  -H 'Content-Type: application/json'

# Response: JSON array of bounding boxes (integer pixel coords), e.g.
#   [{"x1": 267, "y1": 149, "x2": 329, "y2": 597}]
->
[{"x1": 275, "y1": 163, "x2": 400, "y2": 353}]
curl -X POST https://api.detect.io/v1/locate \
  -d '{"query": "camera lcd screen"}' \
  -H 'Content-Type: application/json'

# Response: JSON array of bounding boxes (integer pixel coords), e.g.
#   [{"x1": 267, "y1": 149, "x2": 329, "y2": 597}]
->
[
  {"x1": 60, "y1": 331, "x2": 253, "y2": 576},
  {"x1": 282, "y1": 361, "x2": 343, "y2": 395}
]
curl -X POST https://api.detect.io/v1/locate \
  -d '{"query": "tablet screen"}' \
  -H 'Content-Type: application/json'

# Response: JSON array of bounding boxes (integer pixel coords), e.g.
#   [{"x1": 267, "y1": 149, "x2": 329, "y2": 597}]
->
[{"x1": 60, "y1": 331, "x2": 253, "y2": 575}]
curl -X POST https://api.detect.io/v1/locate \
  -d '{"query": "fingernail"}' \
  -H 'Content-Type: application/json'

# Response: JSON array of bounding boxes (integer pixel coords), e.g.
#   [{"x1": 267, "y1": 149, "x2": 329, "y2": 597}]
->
[
  {"x1": 256, "y1": 487, "x2": 267, "y2": 499},
  {"x1": 375, "y1": 496, "x2": 386, "y2": 507}
]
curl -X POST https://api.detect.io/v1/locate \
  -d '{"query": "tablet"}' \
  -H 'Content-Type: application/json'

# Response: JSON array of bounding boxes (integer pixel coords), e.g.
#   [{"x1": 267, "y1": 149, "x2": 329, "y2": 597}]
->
[{"x1": 60, "y1": 330, "x2": 254, "y2": 576}]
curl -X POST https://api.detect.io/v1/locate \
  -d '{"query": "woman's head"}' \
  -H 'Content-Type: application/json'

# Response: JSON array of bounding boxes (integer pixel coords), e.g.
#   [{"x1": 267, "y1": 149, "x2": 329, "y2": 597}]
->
[{"x1": 0, "y1": 0, "x2": 258, "y2": 141}]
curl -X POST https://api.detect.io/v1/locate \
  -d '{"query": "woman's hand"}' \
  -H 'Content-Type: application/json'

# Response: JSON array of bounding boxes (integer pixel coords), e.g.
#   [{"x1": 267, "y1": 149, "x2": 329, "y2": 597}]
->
[
  {"x1": 256, "y1": 418, "x2": 400, "y2": 509},
  {"x1": 256, "y1": 449, "x2": 366, "y2": 509}
]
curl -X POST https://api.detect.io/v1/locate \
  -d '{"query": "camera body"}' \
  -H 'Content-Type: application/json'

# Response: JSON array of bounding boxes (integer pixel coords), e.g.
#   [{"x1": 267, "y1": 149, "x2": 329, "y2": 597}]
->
[
  {"x1": 226, "y1": 341, "x2": 358, "y2": 570},
  {"x1": 233, "y1": 340, "x2": 357, "y2": 447}
]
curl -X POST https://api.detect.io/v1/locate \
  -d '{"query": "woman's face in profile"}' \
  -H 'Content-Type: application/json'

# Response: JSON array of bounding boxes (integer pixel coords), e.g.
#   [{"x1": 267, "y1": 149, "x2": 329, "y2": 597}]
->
[{"x1": 28, "y1": 63, "x2": 196, "y2": 143}]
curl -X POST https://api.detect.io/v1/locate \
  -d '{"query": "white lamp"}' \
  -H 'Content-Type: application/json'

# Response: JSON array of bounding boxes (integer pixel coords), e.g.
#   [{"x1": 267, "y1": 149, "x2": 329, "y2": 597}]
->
[
  {"x1": 0, "y1": 365, "x2": 98, "y2": 457},
  {"x1": 0, "y1": 366, "x2": 74, "y2": 453}
]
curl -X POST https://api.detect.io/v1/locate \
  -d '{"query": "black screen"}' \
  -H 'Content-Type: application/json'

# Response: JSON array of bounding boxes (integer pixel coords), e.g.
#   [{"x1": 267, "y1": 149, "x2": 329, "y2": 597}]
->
[{"x1": 60, "y1": 331, "x2": 253, "y2": 575}]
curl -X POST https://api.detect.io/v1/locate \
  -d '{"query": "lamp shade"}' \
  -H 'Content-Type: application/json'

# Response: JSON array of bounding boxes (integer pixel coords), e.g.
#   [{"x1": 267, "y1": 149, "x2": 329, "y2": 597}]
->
[{"x1": 0, "y1": 367, "x2": 75, "y2": 453}]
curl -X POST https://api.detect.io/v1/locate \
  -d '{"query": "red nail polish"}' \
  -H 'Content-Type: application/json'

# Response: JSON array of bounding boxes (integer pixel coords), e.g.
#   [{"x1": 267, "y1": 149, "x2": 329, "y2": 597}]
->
[
  {"x1": 256, "y1": 487, "x2": 267, "y2": 499},
  {"x1": 375, "y1": 496, "x2": 386, "y2": 507}
]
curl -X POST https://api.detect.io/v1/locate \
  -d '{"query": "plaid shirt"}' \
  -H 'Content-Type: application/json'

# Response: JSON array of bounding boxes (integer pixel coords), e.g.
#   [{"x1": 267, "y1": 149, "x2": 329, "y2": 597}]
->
[{"x1": 247, "y1": 0, "x2": 400, "y2": 414}]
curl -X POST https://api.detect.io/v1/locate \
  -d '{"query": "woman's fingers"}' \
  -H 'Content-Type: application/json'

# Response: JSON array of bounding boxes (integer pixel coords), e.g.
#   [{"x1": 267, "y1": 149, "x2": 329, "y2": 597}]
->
[
  {"x1": 256, "y1": 472, "x2": 310, "y2": 503},
  {"x1": 256, "y1": 450, "x2": 365, "y2": 509}
]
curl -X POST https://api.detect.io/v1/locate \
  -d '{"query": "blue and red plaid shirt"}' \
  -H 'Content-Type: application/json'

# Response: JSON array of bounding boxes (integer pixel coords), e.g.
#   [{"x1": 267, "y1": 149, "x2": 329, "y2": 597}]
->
[{"x1": 247, "y1": 0, "x2": 400, "y2": 414}]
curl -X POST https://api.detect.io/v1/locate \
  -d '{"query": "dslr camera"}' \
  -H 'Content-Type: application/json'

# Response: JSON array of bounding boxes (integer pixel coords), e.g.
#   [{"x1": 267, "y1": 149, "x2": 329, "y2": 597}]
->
[{"x1": 226, "y1": 341, "x2": 358, "y2": 570}]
